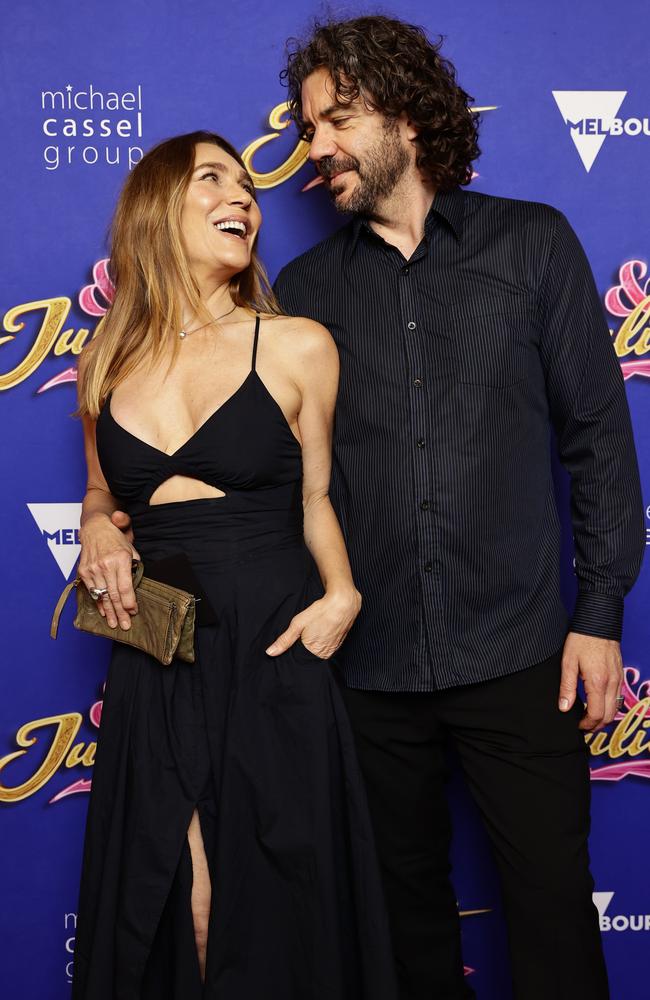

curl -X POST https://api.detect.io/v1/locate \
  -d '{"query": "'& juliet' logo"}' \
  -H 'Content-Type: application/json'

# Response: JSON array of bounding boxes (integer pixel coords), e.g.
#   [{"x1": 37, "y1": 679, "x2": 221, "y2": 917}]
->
[
  {"x1": 605, "y1": 259, "x2": 650, "y2": 382},
  {"x1": 587, "y1": 668, "x2": 650, "y2": 781}
]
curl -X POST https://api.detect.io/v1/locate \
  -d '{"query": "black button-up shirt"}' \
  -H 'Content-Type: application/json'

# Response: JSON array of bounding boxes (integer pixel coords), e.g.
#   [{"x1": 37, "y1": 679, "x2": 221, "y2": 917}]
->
[{"x1": 274, "y1": 189, "x2": 644, "y2": 691}]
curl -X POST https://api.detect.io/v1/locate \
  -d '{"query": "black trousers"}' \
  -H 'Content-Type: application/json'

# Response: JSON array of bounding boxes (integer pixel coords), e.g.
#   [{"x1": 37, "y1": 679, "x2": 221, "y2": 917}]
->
[{"x1": 339, "y1": 649, "x2": 609, "y2": 1000}]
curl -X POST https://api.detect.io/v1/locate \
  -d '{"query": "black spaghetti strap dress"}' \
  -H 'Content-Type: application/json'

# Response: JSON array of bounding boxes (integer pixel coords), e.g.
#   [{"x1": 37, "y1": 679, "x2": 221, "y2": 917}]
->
[{"x1": 72, "y1": 316, "x2": 398, "y2": 1000}]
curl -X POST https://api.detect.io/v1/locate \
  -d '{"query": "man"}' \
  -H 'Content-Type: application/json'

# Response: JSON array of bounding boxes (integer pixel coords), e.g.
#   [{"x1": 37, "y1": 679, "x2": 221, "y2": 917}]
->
[{"x1": 270, "y1": 14, "x2": 645, "y2": 1000}]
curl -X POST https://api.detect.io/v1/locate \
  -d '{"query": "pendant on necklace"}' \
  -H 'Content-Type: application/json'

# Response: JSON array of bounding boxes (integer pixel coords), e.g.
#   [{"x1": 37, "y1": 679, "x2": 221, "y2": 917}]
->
[{"x1": 179, "y1": 330, "x2": 187, "y2": 339}]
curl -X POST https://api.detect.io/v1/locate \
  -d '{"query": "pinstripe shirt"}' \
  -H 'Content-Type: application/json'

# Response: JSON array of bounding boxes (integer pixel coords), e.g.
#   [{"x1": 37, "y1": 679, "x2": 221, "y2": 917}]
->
[{"x1": 274, "y1": 188, "x2": 644, "y2": 691}]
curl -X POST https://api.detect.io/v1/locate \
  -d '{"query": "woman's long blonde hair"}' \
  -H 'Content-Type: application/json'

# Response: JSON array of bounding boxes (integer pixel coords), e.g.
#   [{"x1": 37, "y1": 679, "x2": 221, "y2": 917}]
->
[{"x1": 78, "y1": 131, "x2": 281, "y2": 418}]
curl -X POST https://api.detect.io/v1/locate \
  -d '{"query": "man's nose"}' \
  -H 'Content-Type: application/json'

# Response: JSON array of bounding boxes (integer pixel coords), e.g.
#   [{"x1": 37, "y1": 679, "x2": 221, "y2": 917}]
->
[{"x1": 308, "y1": 128, "x2": 337, "y2": 163}]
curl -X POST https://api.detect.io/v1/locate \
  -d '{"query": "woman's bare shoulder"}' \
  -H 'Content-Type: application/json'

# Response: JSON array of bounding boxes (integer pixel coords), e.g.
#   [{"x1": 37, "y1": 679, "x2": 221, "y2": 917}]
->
[{"x1": 262, "y1": 314, "x2": 336, "y2": 360}]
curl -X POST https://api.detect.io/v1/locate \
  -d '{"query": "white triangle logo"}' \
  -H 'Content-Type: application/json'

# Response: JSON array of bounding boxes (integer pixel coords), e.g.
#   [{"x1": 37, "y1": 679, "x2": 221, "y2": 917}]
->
[
  {"x1": 552, "y1": 91, "x2": 627, "y2": 172},
  {"x1": 592, "y1": 891, "x2": 615, "y2": 918},
  {"x1": 27, "y1": 502, "x2": 82, "y2": 579}
]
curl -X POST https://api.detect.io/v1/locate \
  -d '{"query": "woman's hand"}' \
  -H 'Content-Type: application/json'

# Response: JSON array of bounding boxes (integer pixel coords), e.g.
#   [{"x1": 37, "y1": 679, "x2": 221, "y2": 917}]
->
[
  {"x1": 78, "y1": 511, "x2": 140, "y2": 631},
  {"x1": 265, "y1": 587, "x2": 362, "y2": 660}
]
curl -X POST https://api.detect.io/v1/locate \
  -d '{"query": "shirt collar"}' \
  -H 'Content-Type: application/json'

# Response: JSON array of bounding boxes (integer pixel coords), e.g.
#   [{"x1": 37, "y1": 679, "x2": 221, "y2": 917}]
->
[
  {"x1": 428, "y1": 187, "x2": 465, "y2": 241},
  {"x1": 348, "y1": 186, "x2": 465, "y2": 260}
]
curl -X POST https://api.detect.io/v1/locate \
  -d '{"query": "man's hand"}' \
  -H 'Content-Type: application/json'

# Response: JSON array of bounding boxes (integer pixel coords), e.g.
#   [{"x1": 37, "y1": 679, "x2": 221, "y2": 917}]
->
[
  {"x1": 558, "y1": 632, "x2": 623, "y2": 732},
  {"x1": 110, "y1": 509, "x2": 134, "y2": 544}
]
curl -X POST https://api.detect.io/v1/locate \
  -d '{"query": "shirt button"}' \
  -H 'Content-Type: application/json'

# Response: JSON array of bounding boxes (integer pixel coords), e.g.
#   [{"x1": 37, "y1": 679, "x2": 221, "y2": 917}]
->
[
  {"x1": 403, "y1": 267, "x2": 410, "y2": 275},
  {"x1": 420, "y1": 499, "x2": 430, "y2": 510},
  {"x1": 412, "y1": 377, "x2": 423, "y2": 388},
  {"x1": 416, "y1": 437, "x2": 425, "y2": 448},
  {"x1": 424, "y1": 561, "x2": 433, "y2": 573},
  {"x1": 407, "y1": 321, "x2": 416, "y2": 331}
]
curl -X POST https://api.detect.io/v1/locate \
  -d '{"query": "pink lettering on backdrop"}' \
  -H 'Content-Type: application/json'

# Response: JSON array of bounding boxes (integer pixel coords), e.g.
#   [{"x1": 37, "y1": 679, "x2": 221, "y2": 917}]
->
[
  {"x1": 604, "y1": 260, "x2": 650, "y2": 317},
  {"x1": 588, "y1": 761, "x2": 650, "y2": 782},
  {"x1": 36, "y1": 367, "x2": 78, "y2": 392},
  {"x1": 78, "y1": 258, "x2": 115, "y2": 316},
  {"x1": 49, "y1": 778, "x2": 92, "y2": 803},
  {"x1": 620, "y1": 360, "x2": 650, "y2": 381}
]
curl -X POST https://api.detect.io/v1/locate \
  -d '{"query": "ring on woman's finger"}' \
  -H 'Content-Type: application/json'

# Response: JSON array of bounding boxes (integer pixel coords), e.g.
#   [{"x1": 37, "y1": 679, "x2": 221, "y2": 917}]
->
[
  {"x1": 615, "y1": 694, "x2": 625, "y2": 709},
  {"x1": 89, "y1": 587, "x2": 109, "y2": 601}
]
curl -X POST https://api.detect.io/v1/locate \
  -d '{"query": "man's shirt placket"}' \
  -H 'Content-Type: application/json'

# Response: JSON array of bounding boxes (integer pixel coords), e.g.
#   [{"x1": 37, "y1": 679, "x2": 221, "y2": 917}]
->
[{"x1": 394, "y1": 245, "x2": 446, "y2": 689}]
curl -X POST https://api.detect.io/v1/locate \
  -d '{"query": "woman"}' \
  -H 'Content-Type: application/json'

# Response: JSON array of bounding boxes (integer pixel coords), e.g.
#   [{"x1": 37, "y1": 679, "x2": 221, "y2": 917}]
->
[{"x1": 73, "y1": 131, "x2": 397, "y2": 999}]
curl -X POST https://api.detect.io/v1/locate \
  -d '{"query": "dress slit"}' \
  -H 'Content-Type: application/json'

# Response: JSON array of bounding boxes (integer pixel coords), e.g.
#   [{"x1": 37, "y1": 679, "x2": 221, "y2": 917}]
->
[{"x1": 140, "y1": 828, "x2": 204, "y2": 998}]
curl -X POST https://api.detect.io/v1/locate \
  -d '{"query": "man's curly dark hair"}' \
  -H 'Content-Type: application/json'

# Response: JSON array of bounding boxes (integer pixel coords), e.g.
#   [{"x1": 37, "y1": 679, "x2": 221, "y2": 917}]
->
[{"x1": 282, "y1": 15, "x2": 480, "y2": 191}]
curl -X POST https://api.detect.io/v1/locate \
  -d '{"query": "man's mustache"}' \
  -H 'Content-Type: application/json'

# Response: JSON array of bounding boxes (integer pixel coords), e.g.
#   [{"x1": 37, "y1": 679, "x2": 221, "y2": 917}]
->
[{"x1": 317, "y1": 156, "x2": 359, "y2": 180}]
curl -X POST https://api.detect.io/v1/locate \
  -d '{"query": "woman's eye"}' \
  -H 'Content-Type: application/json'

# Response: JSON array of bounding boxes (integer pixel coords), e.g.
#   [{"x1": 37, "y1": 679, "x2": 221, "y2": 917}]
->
[{"x1": 201, "y1": 171, "x2": 220, "y2": 182}]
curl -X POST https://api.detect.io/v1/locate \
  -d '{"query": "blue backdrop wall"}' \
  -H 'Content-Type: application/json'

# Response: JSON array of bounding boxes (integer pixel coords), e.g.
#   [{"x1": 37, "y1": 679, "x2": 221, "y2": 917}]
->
[{"x1": 1, "y1": 2, "x2": 648, "y2": 997}]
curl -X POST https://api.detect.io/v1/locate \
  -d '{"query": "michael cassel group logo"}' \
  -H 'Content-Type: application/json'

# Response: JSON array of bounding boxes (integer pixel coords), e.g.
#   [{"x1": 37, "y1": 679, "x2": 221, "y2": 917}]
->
[
  {"x1": 593, "y1": 892, "x2": 650, "y2": 933},
  {"x1": 553, "y1": 91, "x2": 649, "y2": 171},
  {"x1": 41, "y1": 83, "x2": 144, "y2": 171}
]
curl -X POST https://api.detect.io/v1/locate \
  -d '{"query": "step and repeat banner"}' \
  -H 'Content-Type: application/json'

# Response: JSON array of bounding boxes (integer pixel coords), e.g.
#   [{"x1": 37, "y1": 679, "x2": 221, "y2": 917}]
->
[{"x1": 1, "y1": 1, "x2": 648, "y2": 997}]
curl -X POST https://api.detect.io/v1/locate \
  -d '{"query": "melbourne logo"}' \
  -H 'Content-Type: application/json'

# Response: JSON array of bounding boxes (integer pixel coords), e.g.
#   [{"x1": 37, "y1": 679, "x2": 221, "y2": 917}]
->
[
  {"x1": 593, "y1": 892, "x2": 650, "y2": 932},
  {"x1": 28, "y1": 503, "x2": 82, "y2": 579},
  {"x1": 552, "y1": 91, "x2": 650, "y2": 171}
]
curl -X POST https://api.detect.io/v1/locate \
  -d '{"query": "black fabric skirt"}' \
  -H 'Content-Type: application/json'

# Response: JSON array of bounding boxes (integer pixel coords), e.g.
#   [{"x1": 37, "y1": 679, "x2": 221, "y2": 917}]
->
[{"x1": 72, "y1": 500, "x2": 397, "y2": 1000}]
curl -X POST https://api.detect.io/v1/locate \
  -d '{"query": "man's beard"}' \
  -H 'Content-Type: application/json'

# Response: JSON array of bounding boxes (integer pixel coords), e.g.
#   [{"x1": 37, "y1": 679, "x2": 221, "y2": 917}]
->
[{"x1": 318, "y1": 120, "x2": 410, "y2": 216}]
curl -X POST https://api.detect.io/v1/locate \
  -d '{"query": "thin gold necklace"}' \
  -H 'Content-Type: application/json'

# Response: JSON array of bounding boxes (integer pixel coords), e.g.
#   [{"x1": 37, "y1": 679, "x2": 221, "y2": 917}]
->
[{"x1": 179, "y1": 302, "x2": 237, "y2": 339}]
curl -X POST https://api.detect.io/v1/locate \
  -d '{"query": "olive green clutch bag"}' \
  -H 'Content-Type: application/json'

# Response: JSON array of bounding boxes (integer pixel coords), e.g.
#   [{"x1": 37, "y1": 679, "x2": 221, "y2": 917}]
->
[{"x1": 50, "y1": 560, "x2": 196, "y2": 665}]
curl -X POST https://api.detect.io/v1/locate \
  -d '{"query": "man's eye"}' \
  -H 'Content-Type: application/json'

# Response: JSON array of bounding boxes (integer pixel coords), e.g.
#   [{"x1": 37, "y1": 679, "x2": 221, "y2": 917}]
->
[
  {"x1": 332, "y1": 118, "x2": 350, "y2": 128},
  {"x1": 301, "y1": 130, "x2": 314, "y2": 143}
]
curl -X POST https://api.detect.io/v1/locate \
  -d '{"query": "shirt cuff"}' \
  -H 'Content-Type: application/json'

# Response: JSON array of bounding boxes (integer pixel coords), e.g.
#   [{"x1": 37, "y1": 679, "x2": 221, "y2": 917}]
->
[{"x1": 570, "y1": 591, "x2": 624, "y2": 642}]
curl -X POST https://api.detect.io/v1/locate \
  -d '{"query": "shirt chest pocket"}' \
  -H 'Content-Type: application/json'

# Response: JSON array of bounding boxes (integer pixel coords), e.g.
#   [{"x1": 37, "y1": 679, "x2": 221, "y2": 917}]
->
[{"x1": 432, "y1": 312, "x2": 532, "y2": 388}]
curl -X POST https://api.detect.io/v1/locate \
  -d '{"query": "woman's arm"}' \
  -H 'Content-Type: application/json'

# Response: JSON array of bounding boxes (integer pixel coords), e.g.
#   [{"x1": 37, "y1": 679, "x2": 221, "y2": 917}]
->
[
  {"x1": 266, "y1": 320, "x2": 361, "y2": 659},
  {"x1": 77, "y1": 359, "x2": 139, "y2": 631}
]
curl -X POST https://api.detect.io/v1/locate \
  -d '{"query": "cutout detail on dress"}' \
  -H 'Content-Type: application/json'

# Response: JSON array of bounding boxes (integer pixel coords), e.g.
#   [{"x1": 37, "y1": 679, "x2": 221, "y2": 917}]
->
[{"x1": 149, "y1": 475, "x2": 226, "y2": 506}]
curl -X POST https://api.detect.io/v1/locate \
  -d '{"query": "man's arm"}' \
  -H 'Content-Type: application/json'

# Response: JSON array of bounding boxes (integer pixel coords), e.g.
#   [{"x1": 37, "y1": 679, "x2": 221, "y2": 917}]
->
[{"x1": 537, "y1": 210, "x2": 645, "y2": 728}]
